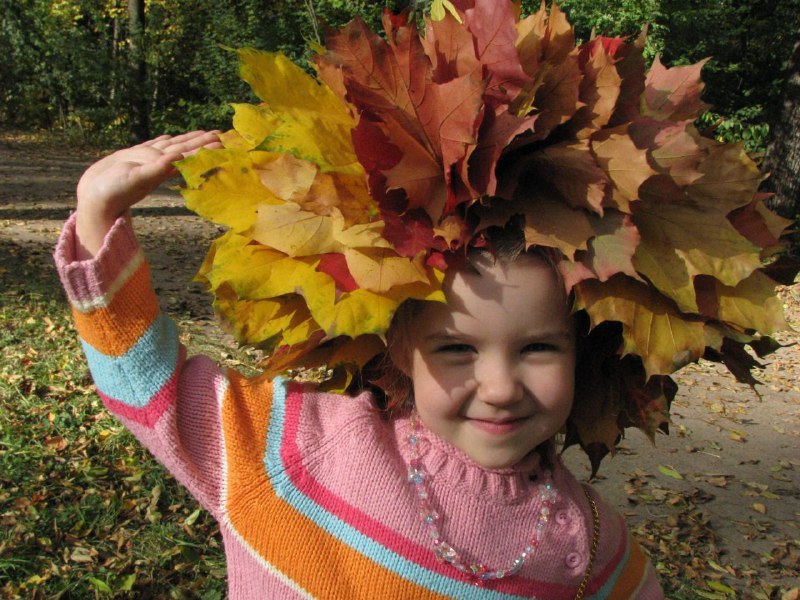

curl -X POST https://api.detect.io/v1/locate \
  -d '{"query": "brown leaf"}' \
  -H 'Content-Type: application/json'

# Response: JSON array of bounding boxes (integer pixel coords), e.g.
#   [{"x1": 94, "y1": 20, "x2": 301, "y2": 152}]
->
[
  {"x1": 568, "y1": 39, "x2": 622, "y2": 137},
  {"x1": 592, "y1": 126, "x2": 657, "y2": 207}
]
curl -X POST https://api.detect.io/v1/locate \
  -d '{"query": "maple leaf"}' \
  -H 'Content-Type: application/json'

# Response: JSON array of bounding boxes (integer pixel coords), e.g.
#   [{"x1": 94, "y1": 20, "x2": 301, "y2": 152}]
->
[
  {"x1": 567, "y1": 38, "x2": 622, "y2": 138},
  {"x1": 237, "y1": 49, "x2": 361, "y2": 173},
  {"x1": 513, "y1": 52, "x2": 582, "y2": 139},
  {"x1": 591, "y1": 126, "x2": 657, "y2": 209},
  {"x1": 633, "y1": 202, "x2": 762, "y2": 290},
  {"x1": 608, "y1": 28, "x2": 646, "y2": 127},
  {"x1": 342, "y1": 247, "x2": 429, "y2": 293},
  {"x1": 462, "y1": 0, "x2": 531, "y2": 105},
  {"x1": 519, "y1": 140, "x2": 609, "y2": 213},
  {"x1": 179, "y1": 150, "x2": 281, "y2": 233},
  {"x1": 576, "y1": 275, "x2": 706, "y2": 377},
  {"x1": 468, "y1": 107, "x2": 535, "y2": 196},
  {"x1": 380, "y1": 208, "x2": 440, "y2": 258},
  {"x1": 642, "y1": 120, "x2": 706, "y2": 187},
  {"x1": 229, "y1": 103, "x2": 280, "y2": 149},
  {"x1": 686, "y1": 141, "x2": 764, "y2": 214},
  {"x1": 474, "y1": 195, "x2": 595, "y2": 259},
  {"x1": 422, "y1": 5, "x2": 478, "y2": 81},
  {"x1": 715, "y1": 271, "x2": 788, "y2": 335},
  {"x1": 244, "y1": 204, "x2": 389, "y2": 257},
  {"x1": 728, "y1": 195, "x2": 794, "y2": 252},
  {"x1": 516, "y1": 2, "x2": 575, "y2": 71},
  {"x1": 642, "y1": 56, "x2": 711, "y2": 121},
  {"x1": 583, "y1": 210, "x2": 641, "y2": 282}
]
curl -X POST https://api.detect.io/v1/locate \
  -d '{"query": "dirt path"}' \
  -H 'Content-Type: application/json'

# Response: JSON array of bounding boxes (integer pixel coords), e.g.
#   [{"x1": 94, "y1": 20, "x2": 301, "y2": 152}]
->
[{"x1": 1, "y1": 133, "x2": 798, "y2": 597}]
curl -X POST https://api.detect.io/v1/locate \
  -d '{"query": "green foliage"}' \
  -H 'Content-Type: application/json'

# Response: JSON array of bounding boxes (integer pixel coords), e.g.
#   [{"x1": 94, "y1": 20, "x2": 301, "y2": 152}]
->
[
  {"x1": 0, "y1": 0, "x2": 796, "y2": 165},
  {"x1": 550, "y1": 0, "x2": 668, "y2": 59}
]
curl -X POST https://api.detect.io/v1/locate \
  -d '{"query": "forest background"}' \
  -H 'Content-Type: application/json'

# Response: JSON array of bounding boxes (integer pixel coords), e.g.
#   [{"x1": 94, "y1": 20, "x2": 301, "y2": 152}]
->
[
  {"x1": 2, "y1": 0, "x2": 799, "y2": 219},
  {"x1": 1, "y1": 0, "x2": 800, "y2": 598}
]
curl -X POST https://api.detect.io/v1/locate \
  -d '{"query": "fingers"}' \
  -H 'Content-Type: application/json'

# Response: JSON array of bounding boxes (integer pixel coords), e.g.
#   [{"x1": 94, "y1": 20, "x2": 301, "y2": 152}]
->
[{"x1": 149, "y1": 130, "x2": 220, "y2": 152}]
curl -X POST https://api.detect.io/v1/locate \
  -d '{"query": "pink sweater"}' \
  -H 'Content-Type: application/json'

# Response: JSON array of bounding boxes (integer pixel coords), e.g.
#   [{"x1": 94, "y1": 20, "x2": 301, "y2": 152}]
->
[{"x1": 55, "y1": 214, "x2": 663, "y2": 599}]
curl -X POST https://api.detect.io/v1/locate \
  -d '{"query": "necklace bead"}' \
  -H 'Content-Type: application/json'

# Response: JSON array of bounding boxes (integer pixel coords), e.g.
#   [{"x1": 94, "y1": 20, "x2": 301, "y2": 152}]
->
[{"x1": 404, "y1": 414, "x2": 559, "y2": 586}]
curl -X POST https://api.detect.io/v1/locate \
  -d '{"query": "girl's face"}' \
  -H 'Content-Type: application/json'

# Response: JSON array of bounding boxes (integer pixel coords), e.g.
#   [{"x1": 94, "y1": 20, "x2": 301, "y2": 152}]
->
[{"x1": 407, "y1": 254, "x2": 575, "y2": 470}]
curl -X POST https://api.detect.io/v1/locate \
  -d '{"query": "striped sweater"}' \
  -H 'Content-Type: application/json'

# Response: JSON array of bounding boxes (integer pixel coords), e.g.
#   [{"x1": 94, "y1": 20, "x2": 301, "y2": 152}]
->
[{"x1": 55, "y1": 214, "x2": 663, "y2": 599}]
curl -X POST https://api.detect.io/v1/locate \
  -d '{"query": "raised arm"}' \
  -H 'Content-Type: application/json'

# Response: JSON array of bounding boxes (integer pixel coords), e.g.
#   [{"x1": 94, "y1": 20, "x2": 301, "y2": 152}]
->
[{"x1": 75, "y1": 131, "x2": 221, "y2": 259}]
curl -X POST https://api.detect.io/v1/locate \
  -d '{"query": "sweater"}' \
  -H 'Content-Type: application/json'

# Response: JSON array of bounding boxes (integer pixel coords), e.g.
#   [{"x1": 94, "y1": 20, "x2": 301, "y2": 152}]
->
[{"x1": 54, "y1": 214, "x2": 664, "y2": 599}]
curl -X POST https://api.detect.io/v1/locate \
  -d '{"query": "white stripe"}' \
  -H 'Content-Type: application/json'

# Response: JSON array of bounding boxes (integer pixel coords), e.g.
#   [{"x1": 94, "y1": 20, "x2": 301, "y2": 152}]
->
[{"x1": 72, "y1": 249, "x2": 145, "y2": 313}]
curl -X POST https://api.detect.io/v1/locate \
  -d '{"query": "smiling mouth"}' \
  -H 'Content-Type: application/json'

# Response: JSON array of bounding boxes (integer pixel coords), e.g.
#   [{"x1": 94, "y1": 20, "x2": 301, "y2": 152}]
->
[{"x1": 468, "y1": 417, "x2": 528, "y2": 435}]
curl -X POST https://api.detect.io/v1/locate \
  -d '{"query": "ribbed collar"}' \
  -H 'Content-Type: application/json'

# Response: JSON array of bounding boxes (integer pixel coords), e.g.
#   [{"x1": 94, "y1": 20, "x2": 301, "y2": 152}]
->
[{"x1": 392, "y1": 415, "x2": 551, "y2": 505}]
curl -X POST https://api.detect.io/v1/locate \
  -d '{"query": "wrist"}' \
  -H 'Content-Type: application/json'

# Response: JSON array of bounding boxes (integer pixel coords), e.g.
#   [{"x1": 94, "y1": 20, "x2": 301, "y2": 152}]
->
[{"x1": 75, "y1": 205, "x2": 125, "y2": 260}]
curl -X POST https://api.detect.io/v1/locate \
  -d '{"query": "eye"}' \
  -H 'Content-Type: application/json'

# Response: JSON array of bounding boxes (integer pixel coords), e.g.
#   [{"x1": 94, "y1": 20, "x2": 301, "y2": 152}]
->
[
  {"x1": 435, "y1": 343, "x2": 476, "y2": 354},
  {"x1": 522, "y1": 342, "x2": 558, "y2": 353}
]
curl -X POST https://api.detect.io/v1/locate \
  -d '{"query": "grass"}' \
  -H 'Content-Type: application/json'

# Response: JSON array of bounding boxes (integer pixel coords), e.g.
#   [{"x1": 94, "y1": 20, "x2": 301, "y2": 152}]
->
[{"x1": 0, "y1": 255, "x2": 227, "y2": 599}]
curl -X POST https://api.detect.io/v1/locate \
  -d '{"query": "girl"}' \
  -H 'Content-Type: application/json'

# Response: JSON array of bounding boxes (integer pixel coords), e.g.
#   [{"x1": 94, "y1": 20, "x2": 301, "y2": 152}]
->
[
  {"x1": 55, "y1": 132, "x2": 662, "y2": 598},
  {"x1": 56, "y1": 3, "x2": 788, "y2": 598}
]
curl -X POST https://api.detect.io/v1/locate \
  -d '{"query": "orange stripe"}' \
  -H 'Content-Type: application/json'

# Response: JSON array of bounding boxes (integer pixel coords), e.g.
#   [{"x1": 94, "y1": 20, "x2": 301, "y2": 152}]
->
[
  {"x1": 72, "y1": 262, "x2": 159, "y2": 356},
  {"x1": 221, "y1": 375, "x2": 451, "y2": 599},
  {"x1": 607, "y1": 533, "x2": 649, "y2": 599}
]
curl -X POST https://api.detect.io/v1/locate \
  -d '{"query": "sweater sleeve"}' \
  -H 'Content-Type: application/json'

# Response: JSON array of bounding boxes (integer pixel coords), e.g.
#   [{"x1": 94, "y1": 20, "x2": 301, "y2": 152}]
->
[{"x1": 54, "y1": 213, "x2": 227, "y2": 519}]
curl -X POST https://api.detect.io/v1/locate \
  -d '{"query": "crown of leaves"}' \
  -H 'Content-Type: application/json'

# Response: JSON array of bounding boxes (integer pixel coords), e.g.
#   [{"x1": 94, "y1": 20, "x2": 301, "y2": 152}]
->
[{"x1": 178, "y1": 0, "x2": 793, "y2": 471}]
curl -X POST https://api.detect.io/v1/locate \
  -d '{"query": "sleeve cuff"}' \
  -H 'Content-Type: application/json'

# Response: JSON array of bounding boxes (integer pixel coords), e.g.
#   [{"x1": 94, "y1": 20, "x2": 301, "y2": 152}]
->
[{"x1": 54, "y1": 212, "x2": 141, "y2": 306}]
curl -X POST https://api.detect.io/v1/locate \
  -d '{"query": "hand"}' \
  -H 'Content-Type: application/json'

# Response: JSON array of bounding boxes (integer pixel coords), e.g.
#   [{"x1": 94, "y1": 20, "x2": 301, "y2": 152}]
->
[{"x1": 75, "y1": 130, "x2": 222, "y2": 259}]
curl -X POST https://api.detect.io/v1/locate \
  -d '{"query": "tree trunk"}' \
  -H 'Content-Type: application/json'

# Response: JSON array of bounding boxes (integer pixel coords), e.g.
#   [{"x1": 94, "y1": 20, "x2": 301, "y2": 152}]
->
[
  {"x1": 128, "y1": 0, "x2": 149, "y2": 142},
  {"x1": 763, "y1": 38, "x2": 800, "y2": 221}
]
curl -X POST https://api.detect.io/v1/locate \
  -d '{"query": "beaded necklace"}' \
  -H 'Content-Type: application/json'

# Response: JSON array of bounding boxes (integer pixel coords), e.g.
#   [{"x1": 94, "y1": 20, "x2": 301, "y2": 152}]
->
[{"x1": 404, "y1": 414, "x2": 559, "y2": 586}]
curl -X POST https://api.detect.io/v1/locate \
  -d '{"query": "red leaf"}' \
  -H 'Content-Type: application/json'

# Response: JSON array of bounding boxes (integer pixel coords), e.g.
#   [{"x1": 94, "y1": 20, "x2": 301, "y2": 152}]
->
[
  {"x1": 422, "y1": 7, "x2": 480, "y2": 82},
  {"x1": 463, "y1": 0, "x2": 531, "y2": 104},
  {"x1": 381, "y1": 209, "x2": 439, "y2": 257},
  {"x1": 317, "y1": 253, "x2": 359, "y2": 292}
]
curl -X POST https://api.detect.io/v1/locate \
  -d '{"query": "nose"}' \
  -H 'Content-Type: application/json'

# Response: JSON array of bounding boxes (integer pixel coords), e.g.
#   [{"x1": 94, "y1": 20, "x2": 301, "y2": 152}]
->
[{"x1": 475, "y1": 355, "x2": 523, "y2": 406}]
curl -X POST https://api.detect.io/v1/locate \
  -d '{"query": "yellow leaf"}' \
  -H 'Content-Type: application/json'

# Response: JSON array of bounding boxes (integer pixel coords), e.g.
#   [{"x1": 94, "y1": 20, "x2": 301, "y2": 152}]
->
[
  {"x1": 216, "y1": 291, "x2": 313, "y2": 346},
  {"x1": 576, "y1": 275, "x2": 706, "y2": 376},
  {"x1": 231, "y1": 103, "x2": 280, "y2": 149},
  {"x1": 716, "y1": 271, "x2": 788, "y2": 335},
  {"x1": 752, "y1": 502, "x2": 767, "y2": 514},
  {"x1": 687, "y1": 141, "x2": 763, "y2": 214},
  {"x1": 255, "y1": 153, "x2": 319, "y2": 204},
  {"x1": 657, "y1": 464, "x2": 684, "y2": 480},
  {"x1": 633, "y1": 203, "x2": 761, "y2": 289},
  {"x1": 245, "y1": 204, "x2": 387, "y2": 257},
  {"x1": 177, "y1": 147, "x2": 241, "y2": 188},
  {"x1": 182, "y1": 153, "x2": 281, "y2": 232},
  {"x1": 317, "y1": 288, "x2": 402, "y2": 338},
  {"x1": 344, "y1": 247, "x2": 428, "y2": 293},
  {"x1": 592, "y1": 127, "x2": 657, "y2": 205},
  {"x1": 237, "y1": 48, "x2": 361, "y2": 173}
]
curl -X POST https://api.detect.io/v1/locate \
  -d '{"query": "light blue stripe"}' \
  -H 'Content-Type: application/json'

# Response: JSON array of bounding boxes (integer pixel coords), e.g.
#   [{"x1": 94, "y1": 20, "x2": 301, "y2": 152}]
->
[
  {"x1": 81, "y1": 313, "x2": 179, "y2": 407},
  {"x1": 264, "y1": 378, "x2": 531, "y2": 600}
]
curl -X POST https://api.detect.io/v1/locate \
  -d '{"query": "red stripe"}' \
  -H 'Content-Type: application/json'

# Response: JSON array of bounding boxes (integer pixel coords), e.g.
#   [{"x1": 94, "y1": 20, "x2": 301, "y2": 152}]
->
[
  {"x1": 98, "y1": 347, "x2": 186, "y2": 427},
  {"x1": 280, "y1": 383, "x2": 579, "y2": 598}
]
